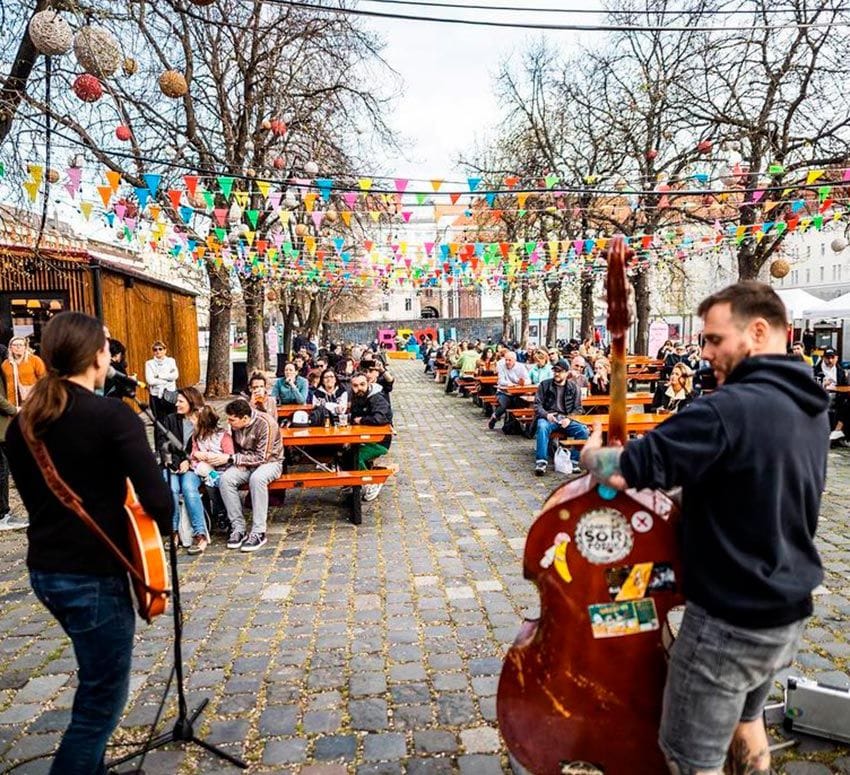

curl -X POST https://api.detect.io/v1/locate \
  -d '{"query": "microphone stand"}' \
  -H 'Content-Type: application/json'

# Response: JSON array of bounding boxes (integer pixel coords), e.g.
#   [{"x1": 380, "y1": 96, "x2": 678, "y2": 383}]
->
[{"x1": 107, "y1": 393, "x2": 247, "y2": 771}]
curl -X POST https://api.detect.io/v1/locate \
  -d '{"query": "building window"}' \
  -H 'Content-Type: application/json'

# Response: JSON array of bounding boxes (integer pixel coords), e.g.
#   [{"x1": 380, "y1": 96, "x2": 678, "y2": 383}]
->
[
  {"x1": 381, "y1": 299, "x2": 390, "y2": 312},
  {"x1": 821, "y1": 243, "x2": 826, "y2": 257},
  {"x1": 805, "y1": 269, "x2": 810, "y2": 284},
  {"x1": 820, "y1": 266, "x2": 825, "y2": 282},
  {"x1": 839, "y1": 266, "x2": 843, "y2": 281},
  {"x1": 791, "y1": 270, "x2": 798, "y2": 284},
  {"x1": 404, "y1": 297, "x2": 412, "y2": 312}
]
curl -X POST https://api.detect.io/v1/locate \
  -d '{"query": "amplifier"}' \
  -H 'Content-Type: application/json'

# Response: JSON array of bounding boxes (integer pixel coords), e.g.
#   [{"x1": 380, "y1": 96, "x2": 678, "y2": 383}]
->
[{"x1": 783, "y1": 675, "x2": 850, "y2": 743}]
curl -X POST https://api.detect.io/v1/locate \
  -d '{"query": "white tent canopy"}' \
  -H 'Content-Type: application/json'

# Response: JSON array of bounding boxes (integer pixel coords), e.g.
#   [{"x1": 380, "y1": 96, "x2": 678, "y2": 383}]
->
[
  {"x1": 774, "y1": 288, "x2": 825, "y2": 320},
  {"x1": 801, "y1": 291, "x2": 850, "y2": 318}
]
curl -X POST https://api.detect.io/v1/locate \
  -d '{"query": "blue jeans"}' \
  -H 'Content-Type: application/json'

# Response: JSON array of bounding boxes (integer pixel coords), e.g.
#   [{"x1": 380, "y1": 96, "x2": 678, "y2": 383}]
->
[
  {"x1": 535, "y1": 418, "x2": 589, "y2": 462},
  {"x1": 29, "y1": 571, "x2": 135, "y2": 775},
  {"x1": 166, "y1": 470, "x2": 206, "y2": 535},
  {"x1": 660, "y1": 602, "x2": 806, "y2": 773}
]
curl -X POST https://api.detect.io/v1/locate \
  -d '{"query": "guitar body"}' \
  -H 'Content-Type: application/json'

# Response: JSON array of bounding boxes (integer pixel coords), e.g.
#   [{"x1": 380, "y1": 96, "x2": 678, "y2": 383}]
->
[
  {"x1": 124, "y1": 480, "x2": 169, "y2": 622},
  {"x1": 497, "y1": 476, "x2": 684, "y2": 774}
]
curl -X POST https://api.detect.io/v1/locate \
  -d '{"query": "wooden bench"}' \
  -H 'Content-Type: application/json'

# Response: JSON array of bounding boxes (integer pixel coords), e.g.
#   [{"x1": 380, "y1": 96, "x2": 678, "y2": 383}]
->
[
  {"x1": 434, "y1": 367, "x2": 448, "y2": 383},
  {"x1": 263, "y1": 467, "x2": 395, "y2": 525}
]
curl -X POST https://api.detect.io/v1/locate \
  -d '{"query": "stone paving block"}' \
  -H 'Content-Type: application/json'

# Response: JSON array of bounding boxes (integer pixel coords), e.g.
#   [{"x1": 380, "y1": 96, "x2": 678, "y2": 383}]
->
[
  {"x1": 362, "y1": 732, "x2": 406, "y2": 761},
  {"x1": 458, "y1": 753, "x2": 504, "y2": 773},
  {"x1": 460, "y1": 725, "x2": 501, "y2": 753},
  {"x1": 349, "y1": 699, "x2": 389, "y2": 731},
  {"x1": 414, "y1": 729, "x2": 458, "y2": 754},
  {"x1": 314, "y1": 734, "x2": 357, "y2": 760},
  {"x1": 406, "y1": 757, "x2": 456, "y2": 774}
]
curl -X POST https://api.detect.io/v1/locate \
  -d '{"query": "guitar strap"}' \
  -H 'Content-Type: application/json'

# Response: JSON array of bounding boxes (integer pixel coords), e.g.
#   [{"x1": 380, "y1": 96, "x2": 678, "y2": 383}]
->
[{"x1": 21, "y1": 432, "x2": 167, "y2": 595}]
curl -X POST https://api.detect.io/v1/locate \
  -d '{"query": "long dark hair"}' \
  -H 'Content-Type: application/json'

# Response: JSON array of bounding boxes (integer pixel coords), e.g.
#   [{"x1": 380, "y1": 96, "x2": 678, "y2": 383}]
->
[
  {"x1": 20, "y1": 312, "x2": 106, "y2": 439},
  {"x1": 195, "y1": 405, "x2": 222, "y2": 440},
  {"x1": 178, "y1": 386, "x2": 205, "y2": 413}
]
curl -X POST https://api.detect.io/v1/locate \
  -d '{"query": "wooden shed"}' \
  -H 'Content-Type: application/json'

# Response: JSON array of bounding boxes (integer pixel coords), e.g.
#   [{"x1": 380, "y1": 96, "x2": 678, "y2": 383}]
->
[{"x1": 0, "y1": 216, "x2": 200, "y2": 394}]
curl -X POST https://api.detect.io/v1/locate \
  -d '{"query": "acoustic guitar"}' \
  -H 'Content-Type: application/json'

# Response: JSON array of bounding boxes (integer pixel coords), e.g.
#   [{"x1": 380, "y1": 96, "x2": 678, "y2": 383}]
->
[
  {"x1": 125, "y1": 480, "x2": 170, "y2": 622},
  {"x1": 496, "y1": 235, "x2": 686, "y2": 774}
]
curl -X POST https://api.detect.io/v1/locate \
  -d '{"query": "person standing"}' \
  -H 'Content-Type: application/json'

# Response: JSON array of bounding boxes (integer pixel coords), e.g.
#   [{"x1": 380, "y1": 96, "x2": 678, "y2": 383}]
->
[
  {"x1": 581, "y1": 282, "x2": 828, "y2": 775},
  {"x1": 2, "y1": 336, "x2": 46, "y2": 407},
  {"x1": 0, "y1": 365, "x2": 27, "y2": 530},
  {"x1": 4, "y1": 312, "x2": 172, "y2": 775},
  {"x1": 144, "y1": 340, "x2": 179, "y2": 422}
]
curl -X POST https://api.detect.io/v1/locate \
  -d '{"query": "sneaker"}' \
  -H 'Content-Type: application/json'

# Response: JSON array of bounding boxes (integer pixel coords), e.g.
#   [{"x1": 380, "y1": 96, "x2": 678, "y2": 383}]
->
[
  {"x1": 186, "y1": 534, "x2": 208, "y2": 555},
  {"x1": 240, "y1": 532, "x2": 267, "y2": 552},
  {"x1": 339, "y1": 486, "x2": 353, "y2": 498},
  {"x1": 226, "y1": 530, "x2": 246, "y2": 549},
  {"x1": 829, "y1": 429, "x2": 845, "y2": 441},
  {"x1": 362, "y1": 483, "x2": 383, "y2": 502},
  {"x1": 534, "y1": 460, "x2": 547, "y2": 476},
  {"x1": 0, "y1": 512, "x2": 28, "y2": 531},
  {"x1": 571, "y1": 460, "x2": 584, "y2": 474},
  {"x1": 488, "y1": 416, "x2": 497, "y2": 430}
]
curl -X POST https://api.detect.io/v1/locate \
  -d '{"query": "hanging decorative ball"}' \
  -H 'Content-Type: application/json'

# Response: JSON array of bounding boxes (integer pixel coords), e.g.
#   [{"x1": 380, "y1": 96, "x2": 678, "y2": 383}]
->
[
  {"x1": 696, "y1": 140, "x2": 713, "y2": 154},
  {"x1": 262, "y1": 118, "x2": 272, "y2": 130},
  {"x1": 645, "y1": 149, "x2": 658, "y2": 160},
  {"x1": 304, "y1": 160, "x2": 319, "y2": 176},
  {"x1": 831, "y1": 237, "x2": 849, "y2": 253},
  {"x1": 72, "y1": 73, "x2": 103, "y2": 102},
  {"x1": 295, "y1": 223, "x2": 309, "y2": 237},
  {"x1": 73, "y1": 26, "x2": 122, "y2": 78},
  {"x1": 246, "y1": 168, "x2": 256, "y2": 177},
  {"x1": 271, "y1": 120, "x2": 287, "y2": 137},
  {"x1": 769, "y1": 258, "x2": 790, "y2": 279},
  {"x1": 284, "y1": 192, "x2": 298, "y2": 208},
  {"x1": 115, "y1": 125, "x2": 132, "y2": 141},
  {"x1": 28, "y1": 10, "x2": 73, "y2": 56},
  {"x1": 159, "y1": 70, "x2": 188, "y2": 98},
  {"x1": 325, "y1": 208, "x2": 338, "y2": 223},
  {"x1": 47, "y1": 168, "x2": 60, "y2": 184},
  {"x1": 122, "y1": 57, "x2": 137, "y2": 76},
  {"x1": 266, "y1": 289, "x2": 277, "y2": 301},
  {"x1": 272, "y1": 157, "x2": 286, "y2": 170}
]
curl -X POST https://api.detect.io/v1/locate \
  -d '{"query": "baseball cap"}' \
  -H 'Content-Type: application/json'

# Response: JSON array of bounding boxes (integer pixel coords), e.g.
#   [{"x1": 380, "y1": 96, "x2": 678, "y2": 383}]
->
[
  {"x1": 823, "y1": 347, "x2": 837, "y2": 356},
  {"x1": 552, "y1": 358, "x2": 570, "y2": 371}
]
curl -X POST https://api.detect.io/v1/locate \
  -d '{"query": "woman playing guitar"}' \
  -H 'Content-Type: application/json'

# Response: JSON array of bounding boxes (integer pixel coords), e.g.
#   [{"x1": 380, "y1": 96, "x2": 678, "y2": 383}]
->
[{"x1": 5, "y1": 311, "x2": 173, "y2": 775}]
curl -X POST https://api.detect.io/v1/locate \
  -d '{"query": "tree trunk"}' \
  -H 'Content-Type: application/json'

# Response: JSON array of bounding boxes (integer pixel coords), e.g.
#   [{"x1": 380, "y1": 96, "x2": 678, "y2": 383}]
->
[
  {"x1": 632, "y1": 268, "x2": 651, "y2": 355},
  {"x1": 0, "y1": 0, "x2": 50, "y2": 145},
  {"x1": 280, "y1": 293, "x2": 297, "y2": 360},
  {"x1": 241, "y1": 275, "x2": 265, "y2": 376},
  {"x1": 519, "y1": 283, "x2": 530, "y2": 349},
  {"x1": 580, "y1": 272, "x2": 594, "y2": 341},
  {"x1": 737, "y1": 243, "x2": 763, "y2": 280},
  {"x1": 204, "y1": 264, "x2": 232, "y2": 398},
  {"x1": 501, "y1": 285, "x2": 515, "y2": 342},
  {"x1": 305, "y1": 292, "x2": 323, "y2": 341},
  {"x1": 545, "y1": 280, "x2": 561, "y2": 347}
]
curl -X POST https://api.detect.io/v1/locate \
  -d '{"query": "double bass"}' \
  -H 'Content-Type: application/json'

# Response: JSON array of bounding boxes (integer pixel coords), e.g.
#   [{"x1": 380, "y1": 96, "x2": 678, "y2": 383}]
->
[{"x1": 496, "y1": 236, "x2": 685, "y2": 774}]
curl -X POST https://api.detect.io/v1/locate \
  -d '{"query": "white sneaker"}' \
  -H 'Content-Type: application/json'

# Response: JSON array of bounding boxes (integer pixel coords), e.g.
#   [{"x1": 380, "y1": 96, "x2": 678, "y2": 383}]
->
[
  {"x1": 829, "y1": 429, "x2": 845, "y2": 441},
  {"x1": 0, "y1": 512, "x2": 29, "y2": 531},
  {"x1": 362, "y1": 483, "x2": 383, "y2": 502},
  {"x1": 571, "y1": 461, "x2": 583, "y2": 474}
]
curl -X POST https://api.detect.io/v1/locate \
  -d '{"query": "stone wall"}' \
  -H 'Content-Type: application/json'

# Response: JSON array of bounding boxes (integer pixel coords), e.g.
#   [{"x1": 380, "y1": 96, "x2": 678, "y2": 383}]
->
[{"x1": 326, "y1": 316, "x2": 503, "y2": 345}]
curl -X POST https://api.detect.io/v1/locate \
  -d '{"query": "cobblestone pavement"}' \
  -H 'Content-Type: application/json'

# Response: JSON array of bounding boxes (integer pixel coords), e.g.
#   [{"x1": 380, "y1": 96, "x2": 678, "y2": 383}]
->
[{"x1": 0, "y1": 359, "x2": 849, "y2": 774}]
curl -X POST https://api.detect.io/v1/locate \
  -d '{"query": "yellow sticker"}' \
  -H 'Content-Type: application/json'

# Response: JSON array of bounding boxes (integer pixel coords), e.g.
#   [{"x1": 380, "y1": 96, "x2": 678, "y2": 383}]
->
[{"x1": 615, "y1": 562, "x2": 653, "y2": 602}]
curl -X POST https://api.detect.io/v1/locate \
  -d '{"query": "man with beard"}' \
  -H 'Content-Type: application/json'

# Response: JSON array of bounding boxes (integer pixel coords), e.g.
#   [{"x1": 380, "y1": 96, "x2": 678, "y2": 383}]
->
[
  {"x1": 350, "y1": 372, "x2": 393, "y2": 502},
  {"x1": 532, "y1": 359, "x2": 588, "y2": 476}
]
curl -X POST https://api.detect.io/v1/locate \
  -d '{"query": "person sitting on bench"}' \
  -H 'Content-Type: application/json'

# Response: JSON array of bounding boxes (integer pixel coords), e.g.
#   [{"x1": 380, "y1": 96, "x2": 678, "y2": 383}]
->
[
  {"x1": 533, "y1": 359, "x2": 588, "y2": 476},
  {"x1": 350, "y1": 372, "x2": 393, "y2": 502}
]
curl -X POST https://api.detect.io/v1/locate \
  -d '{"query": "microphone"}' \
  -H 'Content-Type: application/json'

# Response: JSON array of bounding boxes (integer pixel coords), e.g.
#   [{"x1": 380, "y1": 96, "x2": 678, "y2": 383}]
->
[{"x1": 106, "y1": 366, "x2": 147, "y2": 391}]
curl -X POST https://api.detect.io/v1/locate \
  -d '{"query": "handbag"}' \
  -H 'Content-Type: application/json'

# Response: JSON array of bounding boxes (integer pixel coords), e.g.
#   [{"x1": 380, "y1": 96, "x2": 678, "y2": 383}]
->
[{"x1": 162, "y1": 388, "x2": 179, "y2": 404}]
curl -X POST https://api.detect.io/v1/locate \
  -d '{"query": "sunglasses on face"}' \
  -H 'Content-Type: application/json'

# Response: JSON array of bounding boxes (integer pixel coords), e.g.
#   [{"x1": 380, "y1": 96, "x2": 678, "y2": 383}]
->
[{"x1": 153, "y1": 347, "x2": 165, "y2": 352}]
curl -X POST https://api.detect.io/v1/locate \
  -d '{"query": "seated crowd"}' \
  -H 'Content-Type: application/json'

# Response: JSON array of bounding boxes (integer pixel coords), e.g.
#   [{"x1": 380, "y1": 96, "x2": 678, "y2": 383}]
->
[
  {"x1": 423, "y1": 333, "x2": 848, "y2": 477},
  {"x1": 0, "y1": 334, "x2": 397, "y2": 547}
]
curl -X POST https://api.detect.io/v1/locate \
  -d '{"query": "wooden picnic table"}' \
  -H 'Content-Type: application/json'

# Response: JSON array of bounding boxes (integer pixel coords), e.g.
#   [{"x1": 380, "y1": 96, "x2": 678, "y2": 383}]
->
[
  {"x1": 827, "y1": 385, "x2": 850, "y2": 393},
  {"x1": 571, "y1": 413, "x2": 671, "y2": 434},
  {"x1": 277, "y1": 403, "x2": 313, "y2": 419},
  {"x1": 476, "y1": 375, "x2": 498, "y2": 386},
  {"x1": 582, "y1": 393, "x2": 653, "y2": 408},
  {"x1": 277, "y1": 424, "x2": 395, "y2": 524}
]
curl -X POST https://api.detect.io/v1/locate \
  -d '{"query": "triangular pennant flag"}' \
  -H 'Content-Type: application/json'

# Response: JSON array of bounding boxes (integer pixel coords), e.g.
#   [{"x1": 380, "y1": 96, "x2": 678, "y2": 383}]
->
[
  {"x1": 246, "y1": 209, "x2": 259, "y2": 228},
  {"x1": 517, "y1": 192, "x2": 529, "y2": 209},
  {"x1": 430, "y1": 180, "x2": 443, "y2": 192},
  {"x1": 143, "y1": 173, "x2": 161, "y2": 196},
  {"x1": 168, "y1": 189, "x2": 182, "y2": 209},
  {"x1": 23, "y1": 179, "x2": 39, "y2": 202},
  {"x1": 358, "y1": 178, "x2": 372, "y2": 192},
  {"x1": 217, "y1": 175, "x2": 234, "y2": 199},
  {"x1": 28, "y1": 164, "x2": 43, "y2": 183},
  {"x1": 65, "y1": 167, "x2": 82, "y2": 199},
  {"x1": 806, "y1": 169, "x2": 825, "y2": 186},
  {"x1": 415, "y1": 193, "x2": 427, "y2": 205},
  {"x1": 316, "y1": 178, "x2": 333, "y2": 201},
  {"x1": 80, "y1": 201, "x2": 94, "y2": 220},
  {"x1": 485, "y1": 192, "x2": 497, "y2": 207},
  {"x1": 179, "y1": 205, "x2": 194, "y2": 223},
  {"x1": 97, "y1": 185, "x2": 113, "y2": 207},
  {"x1": 343, "y1": 192, "x2": 358, "y2": 209},
  {"x1": 370, "y1": 210, "x2": 380, "y2": 222},
  {"x1": 214, "y1": 227, "x2": 227, "y2": 242},
  {"x1": 213, "y1": 208, "x2": 228, "y2": 226},
  {"x1": 402, "y1": 211, "x2": 412, "y2": 223},
  {"x1": 267, "y1": 191, "x2": 281, "y2": 210},
  {"x1": 304, "y1": 192, "x2": 318, "y2": 212},
  {"x1": 467, "y1": 177, "x2": 481, "y2": 193},
  {"x1": 184, "y1": 175, "x2": 198, "y2": 197},
  {"x1": 256, "y1": 180, "x2": 271, "y2": 200},
  {"x1": 203, "y1": 191, "x2": 215, "y2": 210},
  {"x1": 134, "y1": 187, "x2": 150, "y2": 210},
  {"x1": 105, "y1": 170, "x2": 121, "y2": 192},
  {"x1": 149, "y1": 204, "x2": 161, "y2": 220},
  {"x1": 233, "y1": 191, "x2": 248, "y2": 208},
  {"x1": 341, "y1": 211, "x2": 352, "y2": 226},
  {"x1": 449, "y1": 192, "x2": 462, "y2": 205},
  {"x1": 312, "y1": 211, "x2": 325, "y2": 229},
  {"x1": 544, "y1": 173, "x2": 559, "y2": 189},
  {"x1": 394, "y1": 178, "x2": 408, "y2": 194}
]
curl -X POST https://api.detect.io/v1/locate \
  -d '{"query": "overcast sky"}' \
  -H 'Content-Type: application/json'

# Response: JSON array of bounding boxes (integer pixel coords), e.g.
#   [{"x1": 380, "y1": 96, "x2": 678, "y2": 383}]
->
[{"x1": 364, "y1": 1, "x2": 604, "y2": 182}]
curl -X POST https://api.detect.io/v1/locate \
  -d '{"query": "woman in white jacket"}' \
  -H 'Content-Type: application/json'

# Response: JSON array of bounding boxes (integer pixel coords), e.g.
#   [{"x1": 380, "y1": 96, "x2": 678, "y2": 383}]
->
[{"x1": 145, "y1": 340, "x2": 179, "y2": 421}]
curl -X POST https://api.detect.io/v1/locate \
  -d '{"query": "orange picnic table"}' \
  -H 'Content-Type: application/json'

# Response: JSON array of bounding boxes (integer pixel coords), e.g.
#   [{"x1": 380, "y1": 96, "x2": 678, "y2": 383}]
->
[
  {"x1": 572, "y1": 412, "x2": 671, "y2": 434},
  {"x1": 277, "y1": 403, "x2": 313, "y2": 419}
]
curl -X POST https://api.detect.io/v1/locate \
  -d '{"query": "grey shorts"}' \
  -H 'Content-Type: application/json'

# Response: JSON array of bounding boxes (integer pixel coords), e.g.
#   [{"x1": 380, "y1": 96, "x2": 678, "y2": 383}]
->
[{"x1": 659, "y1": 602, "x2": 805, "y2": 773}]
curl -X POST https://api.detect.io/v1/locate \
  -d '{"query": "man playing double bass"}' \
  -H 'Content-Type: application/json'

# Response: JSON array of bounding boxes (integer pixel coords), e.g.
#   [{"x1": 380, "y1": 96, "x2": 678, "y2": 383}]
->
[{"x1": 582, "y1": 282, "x2": 828, "y2": 775}]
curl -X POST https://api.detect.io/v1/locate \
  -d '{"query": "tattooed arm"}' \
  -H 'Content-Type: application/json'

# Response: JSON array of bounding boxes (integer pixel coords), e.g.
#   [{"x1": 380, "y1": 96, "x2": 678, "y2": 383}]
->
[{"x1": 580, "y1": 422, "x2": 629, "y2": 490}]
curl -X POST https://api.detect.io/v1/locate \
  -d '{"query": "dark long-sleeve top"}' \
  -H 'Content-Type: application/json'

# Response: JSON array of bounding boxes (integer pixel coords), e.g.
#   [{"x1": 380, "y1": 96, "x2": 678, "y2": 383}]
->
[
  {"x1": 5, "y1": 382, "x2": 173, "y2": 577},
  {"x1": 533, "y1": 378, "x2": 582, "y2": 421},
  {"x1": 350, "y1": 386, "x2": 393, "y2": 449}
]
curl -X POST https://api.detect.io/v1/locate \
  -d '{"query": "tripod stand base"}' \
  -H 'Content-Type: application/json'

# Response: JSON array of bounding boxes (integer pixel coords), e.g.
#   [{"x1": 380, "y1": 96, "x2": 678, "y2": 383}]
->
[{"x1": 107, "y1": 697, "x2": 248, "y2": 770}]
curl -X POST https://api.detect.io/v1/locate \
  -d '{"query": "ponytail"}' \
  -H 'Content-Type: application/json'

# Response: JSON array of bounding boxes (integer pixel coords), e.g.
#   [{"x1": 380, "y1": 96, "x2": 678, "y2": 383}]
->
[{"x1": 19, "y1": 372, "x2": 70, "y2": 440}]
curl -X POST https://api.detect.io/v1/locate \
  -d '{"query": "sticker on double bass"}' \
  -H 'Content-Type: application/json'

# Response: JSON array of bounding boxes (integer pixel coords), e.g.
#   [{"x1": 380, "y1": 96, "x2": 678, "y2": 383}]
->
[
  {"x1": 540, "y1": 532, "x2": 573, "y2": 584},
  {"x1": 588, "y1": 598, "x2": 660, "y2": 639},
  {"x1": 605, "y1": 562, "x2": 676, "y2": 601},
  {"x1": 574, "y1": 508, "x2": 633, "y2": 565}
]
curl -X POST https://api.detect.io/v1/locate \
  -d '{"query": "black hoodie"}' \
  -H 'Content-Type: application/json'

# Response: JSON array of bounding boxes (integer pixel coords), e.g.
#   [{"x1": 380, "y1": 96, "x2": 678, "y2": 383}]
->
[{"x1": 620, "y1": 356, "x2": 828, "y2": 628}]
